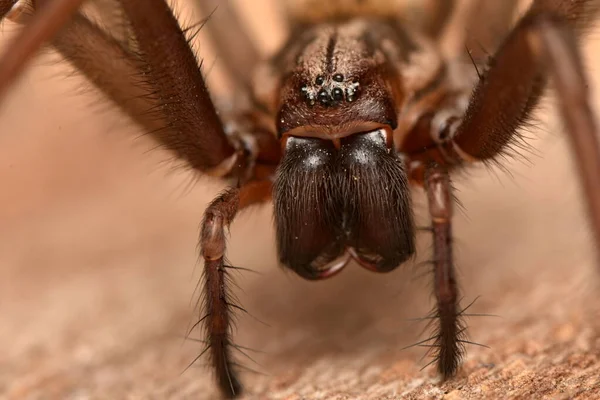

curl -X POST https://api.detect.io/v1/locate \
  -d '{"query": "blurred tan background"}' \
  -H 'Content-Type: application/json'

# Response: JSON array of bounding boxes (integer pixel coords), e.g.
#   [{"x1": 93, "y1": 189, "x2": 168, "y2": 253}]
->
[{"x1": 1, "y1": 1, "x2": 600, "y2": 399}]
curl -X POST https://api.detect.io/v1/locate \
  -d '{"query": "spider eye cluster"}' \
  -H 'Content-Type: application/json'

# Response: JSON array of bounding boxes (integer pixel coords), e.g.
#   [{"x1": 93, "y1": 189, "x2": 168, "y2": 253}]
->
[{"x1": 301, "y1": 73, "x2": 360, "y2": 107}]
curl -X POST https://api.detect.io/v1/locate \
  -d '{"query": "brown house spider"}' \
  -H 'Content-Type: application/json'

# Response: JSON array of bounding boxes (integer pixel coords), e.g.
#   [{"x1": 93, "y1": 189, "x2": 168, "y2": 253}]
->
[{"x1": 1, "y1": 0, "x2": 600, "y2": 398}]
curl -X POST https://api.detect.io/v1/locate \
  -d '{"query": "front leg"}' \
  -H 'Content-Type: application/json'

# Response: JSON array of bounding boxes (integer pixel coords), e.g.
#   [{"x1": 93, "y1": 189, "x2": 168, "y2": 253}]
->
[
  {"x1": 399, "y1": 0, "x2": 600, "y2": 379},
  {"x1": 200, "y1": 181, "x2": 272, "y2": 398},
  {"x1": 404, "y1": 0, "x2": 600, "y2": 256},
  {"x1": 6, "y1": 0, "x2": 243, "y2": 175},
  {"x1": 423, "y1": 164, "x2": 463, "y2": 378}
]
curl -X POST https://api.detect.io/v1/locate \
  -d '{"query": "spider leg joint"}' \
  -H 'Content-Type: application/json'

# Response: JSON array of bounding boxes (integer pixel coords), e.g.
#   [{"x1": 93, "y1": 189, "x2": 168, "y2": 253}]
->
[{"x1": 7, "y1": 0, "x2": 32, "y2": 23}]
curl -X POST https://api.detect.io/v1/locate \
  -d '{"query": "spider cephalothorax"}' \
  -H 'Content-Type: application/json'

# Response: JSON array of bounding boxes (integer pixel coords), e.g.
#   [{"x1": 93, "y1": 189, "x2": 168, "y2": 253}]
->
[
  {"x1": 272, "y1": 18, "x2": 422, "y2": 278},
  {"x1": 1, "y1": 0, "x2": 600, "y2": 398}
]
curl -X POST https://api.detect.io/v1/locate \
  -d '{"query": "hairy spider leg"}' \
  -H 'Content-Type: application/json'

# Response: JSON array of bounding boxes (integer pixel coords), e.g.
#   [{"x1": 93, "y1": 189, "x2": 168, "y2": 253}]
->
[{"x1": 200, "y1": 181, "x2": 272, "y2": 398}]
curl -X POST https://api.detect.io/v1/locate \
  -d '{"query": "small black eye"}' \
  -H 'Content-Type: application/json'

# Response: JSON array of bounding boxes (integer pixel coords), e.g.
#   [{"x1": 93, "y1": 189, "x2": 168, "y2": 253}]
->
[
  {"x1": 333, "y1": 73, "x2": 344, "y2": 82},
  {"x1": 332, "y1": 87, "x2": 344, "y2": 101},
  {"x1": 315, "y1": 75, "x2": 325, "y2": 85},
  {"x1": 318, "y1": 89, "x2": 330, "y2": 105}
]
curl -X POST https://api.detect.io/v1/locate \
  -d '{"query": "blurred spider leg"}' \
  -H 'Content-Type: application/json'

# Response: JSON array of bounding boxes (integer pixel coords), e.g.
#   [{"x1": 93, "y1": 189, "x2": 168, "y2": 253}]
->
[
  {"x1": 448, "y1": 8, "x2": 600, "y2": 254},
  {"x1": 0, "y1": 0, "x2": 84, "y2": 101},
  {"x1": 418, "y1": 0, "x2": 456, "y2": 38},
  {"x1": 423, "y1": 164, "x2": 463, "y2": 378},
  {"x1": 528, "y1": 17, "x2": 600, "y2": 257},
  {"x1": 117, "y1": 0, "x2": 237, "y2": 173},
  {"x1": 8, "y1": 8, "x2": 167, "y2": 134},
  {"x1": 194, "y1": 0, "x2": 260, "y2": 88},
  {"x1": 200, "y1": 180, "x2": 272, "y2": 398},
  {"x1": 85, "y1": 0, "x2": 133, "y2": 46},
  {"x1": 441, "y1": 0, "x2": 519, "y2": 60},
  {"x1": 446, "y1": 1, "x2": 599, "y2": 161},
  {"x1": 407, "y1": 2, "x2": 600, "y2": 227},
  {"x1": 49, "y1": 13, "x2": 165, "y2": 133}
]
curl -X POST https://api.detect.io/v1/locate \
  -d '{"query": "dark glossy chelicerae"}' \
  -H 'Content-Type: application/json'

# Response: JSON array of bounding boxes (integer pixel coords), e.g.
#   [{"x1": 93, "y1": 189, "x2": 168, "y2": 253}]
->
[{"x1": 1, "y1": 0, "x2": 600, "y2": 398}]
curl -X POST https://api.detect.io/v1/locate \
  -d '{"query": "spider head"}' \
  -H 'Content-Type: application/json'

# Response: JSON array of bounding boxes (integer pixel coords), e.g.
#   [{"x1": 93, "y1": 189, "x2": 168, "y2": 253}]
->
[
  {"x1": 272, "y1": 19, "x2": 408, "y2": 145},
  {"x1": 275, "y1": 59, "x2": 399, "y2": 144}
]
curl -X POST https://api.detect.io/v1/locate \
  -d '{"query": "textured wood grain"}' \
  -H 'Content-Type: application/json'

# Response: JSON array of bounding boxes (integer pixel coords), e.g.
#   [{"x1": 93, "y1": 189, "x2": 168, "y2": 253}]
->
[{"x1": 0, "y1": 1, "x2": 599, "y2": 399}]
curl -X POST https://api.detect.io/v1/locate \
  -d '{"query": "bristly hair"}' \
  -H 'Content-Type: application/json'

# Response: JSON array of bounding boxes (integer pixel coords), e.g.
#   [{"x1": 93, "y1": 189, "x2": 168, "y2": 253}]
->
[
  {"x1": 197, "y1": 256, "x2": 243, "y2": 397},
  {"x1": 405, "y1": 296, "x2": 490, "y2": 377},
  {"x1": 456, "y1": 0, "x2": 600, "y2": 178}
]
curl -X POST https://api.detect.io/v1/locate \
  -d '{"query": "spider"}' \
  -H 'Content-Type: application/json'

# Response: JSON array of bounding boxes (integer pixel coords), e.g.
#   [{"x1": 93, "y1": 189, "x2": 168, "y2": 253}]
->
[{"x1": 1, "y1": 0, "x2": 600, "y2": 398}]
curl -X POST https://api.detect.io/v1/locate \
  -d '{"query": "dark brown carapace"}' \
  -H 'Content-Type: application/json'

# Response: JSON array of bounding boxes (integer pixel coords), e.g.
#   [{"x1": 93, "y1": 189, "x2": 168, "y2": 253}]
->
[{"x1": 2, "y1": 0, "x2": 600, "y2": 398}]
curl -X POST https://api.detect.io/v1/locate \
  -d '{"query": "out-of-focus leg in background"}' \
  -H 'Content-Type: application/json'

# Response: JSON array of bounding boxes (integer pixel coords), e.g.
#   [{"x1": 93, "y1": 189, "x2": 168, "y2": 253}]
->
[{"x1": 0, "y1": 1, "x2": 599, "y2": 399}]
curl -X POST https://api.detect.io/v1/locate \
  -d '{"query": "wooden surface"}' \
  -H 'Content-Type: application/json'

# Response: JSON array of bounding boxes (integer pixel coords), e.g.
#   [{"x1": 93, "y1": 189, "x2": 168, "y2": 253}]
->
[{"x1": 1, "y1": 1, "x2": 600, "y2": 399}]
